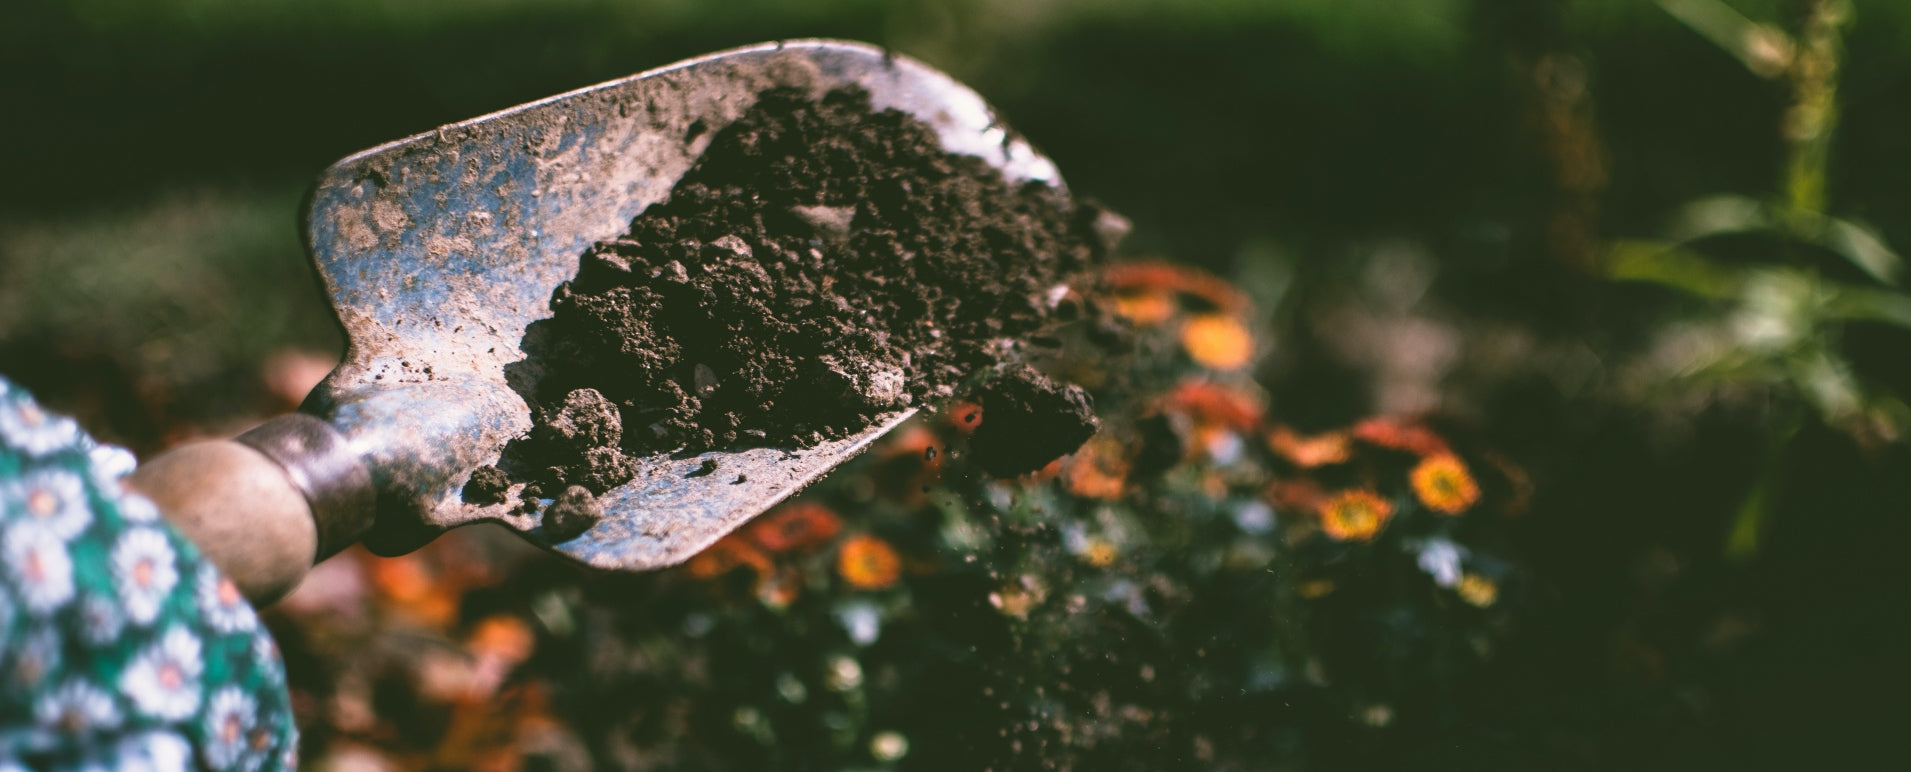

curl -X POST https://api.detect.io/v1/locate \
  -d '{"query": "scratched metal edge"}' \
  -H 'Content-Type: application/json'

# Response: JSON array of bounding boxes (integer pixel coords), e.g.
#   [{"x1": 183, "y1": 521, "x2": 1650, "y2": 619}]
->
[
  {"x1": 540, "y1": 409, "x2": 918, "y2": 570},
  {"x1": 295, "y1": 40, "x2": 1064, "y2": 570},
  {"x1": 314, "y1": 40, "x2": 970, "y2": 178}
]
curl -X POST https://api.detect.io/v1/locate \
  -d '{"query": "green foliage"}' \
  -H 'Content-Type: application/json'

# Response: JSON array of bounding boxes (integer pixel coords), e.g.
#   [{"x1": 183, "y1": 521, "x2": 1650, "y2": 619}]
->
[{"x1": 1608, "y1": 0, "x2": 1909, "y2": 559}]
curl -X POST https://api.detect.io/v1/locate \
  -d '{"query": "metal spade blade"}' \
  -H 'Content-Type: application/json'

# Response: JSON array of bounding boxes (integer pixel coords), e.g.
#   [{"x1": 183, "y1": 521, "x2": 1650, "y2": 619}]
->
[{"x1": 295, "y1": 40, "x2": 1063, "y2": 570}]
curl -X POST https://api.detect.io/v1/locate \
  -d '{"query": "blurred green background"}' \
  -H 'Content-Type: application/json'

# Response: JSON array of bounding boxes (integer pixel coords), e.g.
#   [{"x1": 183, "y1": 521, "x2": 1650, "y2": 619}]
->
[{"x1": 4, "y1": 0, "x2": 1910, "y2": 767}]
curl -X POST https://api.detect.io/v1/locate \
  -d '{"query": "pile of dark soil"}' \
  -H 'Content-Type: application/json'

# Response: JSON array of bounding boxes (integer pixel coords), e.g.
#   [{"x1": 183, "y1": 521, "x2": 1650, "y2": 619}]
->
[{"x1": 474, "y1": 86, "x2": 1117, "y2": 502}]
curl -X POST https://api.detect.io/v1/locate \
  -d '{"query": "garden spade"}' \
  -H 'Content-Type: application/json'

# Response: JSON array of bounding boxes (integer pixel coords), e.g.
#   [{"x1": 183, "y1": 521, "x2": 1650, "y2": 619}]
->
[{"x1": 128, "y1": 40, "x2": 1065, "y2": 604}]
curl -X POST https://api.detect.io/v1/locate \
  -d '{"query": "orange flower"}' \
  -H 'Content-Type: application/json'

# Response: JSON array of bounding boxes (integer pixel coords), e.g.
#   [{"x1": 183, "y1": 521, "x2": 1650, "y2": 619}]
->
[
  {"x1": 1410, "y1": 455, "x2": 1480, "y2": 515},
  {"x1": 1180, "y1": 314, "x2": 1254, "y2": 370},
  {"x1": 746, "y1": 501, "x2": 844, "y2": 553},
  {"x1": 1112, "y1": 291, "x2": 1177, "y2": 325},
  {"x1": 1296, "y1": 579, "x2": 1337, "y2": 599},
  {"x1": 1456, "y1": 573, "x2": 1499, "y2": 607},
  {"x1": 1064, "y1": 437, "x2": 1131, "y2": 500},
  {"x1": 1081, "y1": 538, "x2": 1119, "y2": 567},
  {"x1": 1164, "y1": 381, "x2": 1263, "y2": 432},
  {"x1": 369, "y1": 553, "x2": 435, "y2": 605},
  {"x1": 989, "y1": 584, "x2": 1039, "y2": 619},
  {"x1": 685, "y1": 535, "x2": 772, "y2": 581},
  {"x1": 837, "y1": 535, "x2": 902, "y2": 590},
  {"x1": 882, "y1": 425, "x2": 944, "y2": 471},
  {"x1": 874, "y1": 425, "x2": 946, "y2": 504},
  {"x1": 466, "y1": 615, "x2": 535, "y2": 668},
  {"x1": 1268, "y1": 426, "x2": 1352, "y2": 468},
  {"x1": 368, "y1": 553, "x2": 458, "y2": 627},
  {"x1": 1317, "y1": 490, "x2": 1393, "y2": 542},
  {"x1": 1351, "y1": 416, "x2": 1450, "y2": 456}
]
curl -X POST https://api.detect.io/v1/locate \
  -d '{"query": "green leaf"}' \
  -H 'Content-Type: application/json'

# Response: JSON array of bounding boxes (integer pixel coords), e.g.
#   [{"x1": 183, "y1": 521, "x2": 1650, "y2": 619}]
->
[
  {"x1": 1668, "y1": 194, "x2": 1772, "y2": 242},
  {"x1": 1724, "y1": 474, "x2": 1769, "y2": 561},
  {"x1": 1823, "y1": 285, "x2": 1911, "y2": 329},
  {"x1": 1820, "y1": 216, "x2": 1904, "y2": 286},
  {"x1": 1604, "y1": 240, "x2": 1743, "y2": 300},
  {"x1": 1657, "y1": 0, "x2": 1793, "y2": 79}
]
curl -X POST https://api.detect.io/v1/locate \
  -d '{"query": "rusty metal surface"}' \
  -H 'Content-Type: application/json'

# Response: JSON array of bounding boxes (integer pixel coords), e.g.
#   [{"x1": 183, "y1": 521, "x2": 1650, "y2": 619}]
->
[{"x1": 297, "y1": 40, "x2": 1064, "y2": 570}]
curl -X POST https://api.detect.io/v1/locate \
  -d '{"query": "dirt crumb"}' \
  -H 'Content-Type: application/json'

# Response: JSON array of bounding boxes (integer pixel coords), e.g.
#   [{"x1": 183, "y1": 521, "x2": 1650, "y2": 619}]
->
[{"x1": 462, "y1": 465, "x2": 512, "y2": 505}]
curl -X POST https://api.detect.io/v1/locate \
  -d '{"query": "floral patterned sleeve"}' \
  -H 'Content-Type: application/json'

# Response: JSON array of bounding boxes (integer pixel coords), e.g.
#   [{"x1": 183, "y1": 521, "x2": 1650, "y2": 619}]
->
[{"x1": 0, "y1": 377, "x2": 298, "y2": 770}]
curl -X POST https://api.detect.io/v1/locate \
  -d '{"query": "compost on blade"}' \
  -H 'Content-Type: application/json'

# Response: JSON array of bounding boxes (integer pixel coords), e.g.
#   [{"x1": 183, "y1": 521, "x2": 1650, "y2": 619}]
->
[{"x1": 471, "y1": 86, "x2": 1118, "y2": 503}]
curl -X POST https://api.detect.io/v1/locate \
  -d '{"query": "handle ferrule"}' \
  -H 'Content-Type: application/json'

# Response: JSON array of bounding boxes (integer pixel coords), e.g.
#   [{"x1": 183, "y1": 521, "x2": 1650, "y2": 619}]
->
[{"x1": 235, "y1": 414, "x2": 375, "y2": 561}]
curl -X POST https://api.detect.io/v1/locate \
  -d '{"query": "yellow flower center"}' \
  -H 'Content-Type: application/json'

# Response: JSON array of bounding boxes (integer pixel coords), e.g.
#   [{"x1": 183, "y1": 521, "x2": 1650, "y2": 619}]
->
[{"x1": 27, "y1": 489, "x2": 56, "y2": 517}]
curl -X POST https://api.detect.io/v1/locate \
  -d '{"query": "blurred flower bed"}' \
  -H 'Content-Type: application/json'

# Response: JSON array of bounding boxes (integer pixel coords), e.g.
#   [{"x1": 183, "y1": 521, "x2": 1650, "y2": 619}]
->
[{"x1": 266, "y1": 263, "x2": 1534, "y2": 769}]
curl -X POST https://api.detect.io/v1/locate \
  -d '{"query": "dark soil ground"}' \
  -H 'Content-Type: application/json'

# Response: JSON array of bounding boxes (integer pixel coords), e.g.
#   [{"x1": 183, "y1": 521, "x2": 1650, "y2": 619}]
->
[{"x1": 474, "y1": 86, "x2": 1118, "y2": 502}]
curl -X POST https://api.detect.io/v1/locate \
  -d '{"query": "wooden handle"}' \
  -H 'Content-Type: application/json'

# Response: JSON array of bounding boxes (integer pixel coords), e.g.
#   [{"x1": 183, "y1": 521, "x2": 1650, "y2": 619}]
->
[
  {"x1": 128, "y1": 415, "x2": 376, "y2": 606},
  {"x1": 130, "y1": 440, "x2": 317, "y2": 604}
]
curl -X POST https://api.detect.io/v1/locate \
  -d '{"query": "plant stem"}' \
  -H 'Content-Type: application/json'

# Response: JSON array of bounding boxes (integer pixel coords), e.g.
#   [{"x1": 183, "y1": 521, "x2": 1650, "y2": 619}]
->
[{"x1": 1781, "y1": 0, "x2": 1849, "y2": 221}]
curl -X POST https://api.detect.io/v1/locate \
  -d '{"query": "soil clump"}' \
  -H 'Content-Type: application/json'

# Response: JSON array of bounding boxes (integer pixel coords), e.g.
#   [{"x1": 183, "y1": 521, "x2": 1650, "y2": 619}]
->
[
  {"x1": 462, "y1": 466, "x2": 511, "y2": 505},
  {"x1": 543, "y1": 486, "x2": 603, "y2": 541},
  {"x1": 483, "y1": 86, "x2": 1117, "y2": 501},
  {"x1": 967, "y1": 365, "x2": 1100, "y2": 477}
]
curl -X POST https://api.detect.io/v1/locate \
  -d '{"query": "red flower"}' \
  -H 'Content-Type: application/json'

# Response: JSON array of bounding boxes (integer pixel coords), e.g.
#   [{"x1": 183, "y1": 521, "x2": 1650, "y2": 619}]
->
[
  {"x1": 746, "y1": 501, "x2": 844, "y2": 553},
  {"x1": 1104, "y1": 260, "x2": 1249, "y2": 315},
  {"x1": 1268, "y1": 426, "x2": 1352, "y2": 468},
  {"x1": 1163, "y1": 381, "x2": 1264, "y2": 432},
  {"x1": 1351, "y1": 416, "x2": 1450, "y2": 456},
  {"x1": 685, "y1": 535, "x2": 772, "y2": 581}
]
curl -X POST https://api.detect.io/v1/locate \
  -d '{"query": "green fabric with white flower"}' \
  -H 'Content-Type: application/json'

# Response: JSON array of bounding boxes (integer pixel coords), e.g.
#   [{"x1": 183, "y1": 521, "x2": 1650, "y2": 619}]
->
[{"x1": 0, "y1": 377, "x2": 297, "y2": 770}]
